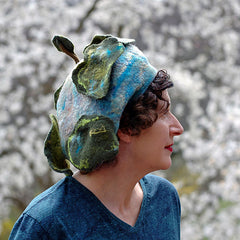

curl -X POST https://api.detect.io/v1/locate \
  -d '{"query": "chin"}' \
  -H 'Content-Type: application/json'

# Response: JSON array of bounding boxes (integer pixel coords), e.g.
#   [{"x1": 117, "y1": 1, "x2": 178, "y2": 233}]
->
[
  {"x1": 149, "y1": 158, "x2": 172, "y2": 172},
  {"x1": 160, "y1": 159, "x2": 172, "y2": 170}
]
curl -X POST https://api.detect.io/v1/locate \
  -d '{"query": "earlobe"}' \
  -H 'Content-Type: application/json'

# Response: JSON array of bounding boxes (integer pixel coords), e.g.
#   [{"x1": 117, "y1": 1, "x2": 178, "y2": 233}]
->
[{"x1": 117, "y1": 129, "x2": 132, "y2": 143}]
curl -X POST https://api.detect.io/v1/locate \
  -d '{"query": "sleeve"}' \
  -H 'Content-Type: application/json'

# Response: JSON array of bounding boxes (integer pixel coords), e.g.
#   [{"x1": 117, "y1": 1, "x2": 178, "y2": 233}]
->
[{"x1": 9, "y1": 213, "x2": 50, "y2": 240}]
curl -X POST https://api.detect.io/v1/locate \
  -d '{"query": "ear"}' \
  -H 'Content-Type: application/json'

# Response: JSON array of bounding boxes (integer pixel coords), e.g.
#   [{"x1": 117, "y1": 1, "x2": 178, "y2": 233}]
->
[{"x1": 117, "y1": 129, "x2": 132, "y2": 143}]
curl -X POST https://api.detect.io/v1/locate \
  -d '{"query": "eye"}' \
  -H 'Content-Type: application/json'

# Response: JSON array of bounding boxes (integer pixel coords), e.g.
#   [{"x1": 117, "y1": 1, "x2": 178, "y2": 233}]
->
[
  {"x1": 158, "y1": 109, "x2": 169, "y2": 119},
  {"x1": 164, "y1": 109, "x2": 170, "y2": 115},
  {"x1": 162, "y1": 109, "x2": 171, "y2": 118},
  {"x1": 156, "y1": 100, "x2": 171, "y2": 118}
]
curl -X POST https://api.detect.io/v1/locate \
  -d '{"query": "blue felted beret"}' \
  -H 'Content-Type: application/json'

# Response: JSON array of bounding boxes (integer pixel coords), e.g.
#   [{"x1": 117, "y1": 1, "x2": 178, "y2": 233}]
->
[{"x1": 44, "y1": 34, "x2": 157, "y2": 175}]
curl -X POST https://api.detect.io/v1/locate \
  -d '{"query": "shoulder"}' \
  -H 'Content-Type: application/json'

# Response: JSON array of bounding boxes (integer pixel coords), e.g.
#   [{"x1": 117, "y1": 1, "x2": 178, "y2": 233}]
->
[
  {"x1": 10, "y1": 177, "x2": 84, "y2": 239},
  {"x1": 10, "y1": 176, "x2": 101, "y2": 239},
  {"x1": 141, "y1": 174, "x2": 181, "y2": 239},
  {"x1": 11, "y1": 177, "x2": 77, "y2": 237},
  {"x1": 9, "y1": 212, "x2": 50, "y2": 239},
  {"x1": 142, "y1": 173, "x2": 181, "y2": 217},
  {"x1": 143, "y1": 173, "x2": 178, "y2": 192},
  {"x1": 24, "y1": 177, "x2": 69, "y2": 218},
  {"x1": 142, "y1": 174, "x2": 180, "y2": 202}
]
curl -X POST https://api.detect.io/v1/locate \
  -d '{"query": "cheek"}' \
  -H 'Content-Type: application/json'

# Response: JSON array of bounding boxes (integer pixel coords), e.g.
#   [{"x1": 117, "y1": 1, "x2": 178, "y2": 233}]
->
[{"x1": 152, "y1": 120, "x2": 169, "y2": 136}]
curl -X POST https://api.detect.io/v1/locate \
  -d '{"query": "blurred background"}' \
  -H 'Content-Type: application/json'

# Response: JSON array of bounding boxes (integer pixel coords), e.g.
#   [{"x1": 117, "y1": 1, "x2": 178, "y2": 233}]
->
[{"x1": 0, "y1": 0, "x2": 240, "y2": 239}]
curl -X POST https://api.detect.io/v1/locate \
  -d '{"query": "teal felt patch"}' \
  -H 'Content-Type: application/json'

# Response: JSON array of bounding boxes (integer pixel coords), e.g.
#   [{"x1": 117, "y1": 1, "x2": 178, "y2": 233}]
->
[
  {"x1": 44, "y1": 114, "x2": 73, "y2": 176},
  {"x1": 72, "y1": 35, "x2": 134, "y2": 99},
  {"x1": 66, "y1": 115, "x2": 119, "y2": 173}
]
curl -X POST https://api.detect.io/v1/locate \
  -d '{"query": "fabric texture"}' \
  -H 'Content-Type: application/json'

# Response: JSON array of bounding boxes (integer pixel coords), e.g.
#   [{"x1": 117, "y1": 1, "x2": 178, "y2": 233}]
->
[
  {"x1": 9, "y1": 174, "x2": 181, "y2": 240},
  {"x1": 44, "y1": 35, "x2": 157, "y2": 174}
]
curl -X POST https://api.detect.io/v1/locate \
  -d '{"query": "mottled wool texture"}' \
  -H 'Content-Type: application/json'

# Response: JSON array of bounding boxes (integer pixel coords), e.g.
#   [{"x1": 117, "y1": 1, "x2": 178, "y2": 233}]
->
[
  {"x1": 44, "y1": 35, "x2": 157, "y2": 174},
  {"x1": 9, "y1": 174, "x2": 181, "y2": 240}
]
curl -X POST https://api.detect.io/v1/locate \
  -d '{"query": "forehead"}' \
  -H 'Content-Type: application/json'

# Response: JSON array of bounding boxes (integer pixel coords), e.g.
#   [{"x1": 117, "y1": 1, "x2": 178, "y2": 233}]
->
[
  {"x1": 156, "y1": 90, "x2": 171, "y2": 112},
  {"x1": 161, "y1": 90, "x2": 170, "y2": 103}
]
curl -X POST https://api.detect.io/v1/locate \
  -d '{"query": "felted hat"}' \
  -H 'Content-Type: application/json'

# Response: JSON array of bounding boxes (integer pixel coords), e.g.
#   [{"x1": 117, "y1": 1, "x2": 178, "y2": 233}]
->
[{"x1": 44, "y1": 34, "x2": 157, "y2": 175}]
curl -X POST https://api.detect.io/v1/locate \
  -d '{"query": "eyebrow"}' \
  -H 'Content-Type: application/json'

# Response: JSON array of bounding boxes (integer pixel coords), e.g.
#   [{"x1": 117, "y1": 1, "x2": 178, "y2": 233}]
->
[{"x1": 157, "y1": 99, "x2": 170, "y2": 113}]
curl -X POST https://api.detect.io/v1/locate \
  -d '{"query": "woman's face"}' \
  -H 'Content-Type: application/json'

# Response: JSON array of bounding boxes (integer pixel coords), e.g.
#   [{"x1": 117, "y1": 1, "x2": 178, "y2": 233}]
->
[{"x1": 129, "y1": 90, "x2": 184, "y2": 173}]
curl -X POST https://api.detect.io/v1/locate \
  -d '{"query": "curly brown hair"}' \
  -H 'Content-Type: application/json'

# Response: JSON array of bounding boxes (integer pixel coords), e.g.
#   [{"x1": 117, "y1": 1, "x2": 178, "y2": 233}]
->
[{"x1": 119, "y1": 70, "x2": 173, "y2": 136}]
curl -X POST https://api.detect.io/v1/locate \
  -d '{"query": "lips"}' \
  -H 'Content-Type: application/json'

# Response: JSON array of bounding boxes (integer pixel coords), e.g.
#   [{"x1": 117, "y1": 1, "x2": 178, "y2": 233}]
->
[{"x1": 165, "y1": 144, "x2": 173, "y2": 152}]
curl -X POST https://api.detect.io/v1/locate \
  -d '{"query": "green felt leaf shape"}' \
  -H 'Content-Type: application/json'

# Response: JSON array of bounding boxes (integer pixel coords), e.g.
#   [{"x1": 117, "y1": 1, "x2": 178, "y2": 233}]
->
[
  {"x1": 72, "y1": 35, "x2": 134, "y2": 99},
  {"x1": 44, "y1": 114, "x2": 73, "y2": 176},
  {"x1": 66, "y1": 115, "x2": 119, "y2": 173},
  {"x1": 54, "y1": 84, "x2": 63, "y2": 110},
  {"x1": 52, "y1": 35, "x2": 79, "y2": 63},
  {"x1": 84, "y1": 34, "x2": 135, "y2": 49}
]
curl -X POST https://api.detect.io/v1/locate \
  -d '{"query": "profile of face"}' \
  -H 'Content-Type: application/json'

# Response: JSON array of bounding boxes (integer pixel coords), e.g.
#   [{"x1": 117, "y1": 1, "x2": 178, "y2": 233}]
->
[{"x1": 123, "y1": 90, "x2": 184, "y2": 173}]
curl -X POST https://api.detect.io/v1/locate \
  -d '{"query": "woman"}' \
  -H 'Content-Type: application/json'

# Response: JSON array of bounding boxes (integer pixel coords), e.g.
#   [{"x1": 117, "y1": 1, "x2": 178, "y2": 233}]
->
[{"x1": 9, "y1": 34, "x2": 184, "y2": 239}]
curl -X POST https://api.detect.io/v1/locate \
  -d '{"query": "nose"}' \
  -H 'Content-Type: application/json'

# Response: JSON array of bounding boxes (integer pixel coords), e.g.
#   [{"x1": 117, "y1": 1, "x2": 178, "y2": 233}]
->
[{"x1": 170, "y1": 113, "x2": 184, "y2": 136}]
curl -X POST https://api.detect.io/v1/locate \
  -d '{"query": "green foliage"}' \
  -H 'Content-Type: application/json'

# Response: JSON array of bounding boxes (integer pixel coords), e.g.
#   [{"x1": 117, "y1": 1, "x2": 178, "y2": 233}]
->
[
  {"x1": 0, "y1": 206, "x2": 22, "y2": 240},
  {"x1": 217, "y1": 200, "x2": 237, "y2": 214},
  {"x1": 166, "y1": 153, "x2": 200, "y2": 195},
  {"x1": 0, "y1": 219, "x2": 13, "y2": 240}
]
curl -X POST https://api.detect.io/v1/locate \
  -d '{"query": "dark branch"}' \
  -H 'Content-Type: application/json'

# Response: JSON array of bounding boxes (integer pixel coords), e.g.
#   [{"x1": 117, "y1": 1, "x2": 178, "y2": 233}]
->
[{"x1": 75, "y1": 0, "x2": 101, "y2": 33}]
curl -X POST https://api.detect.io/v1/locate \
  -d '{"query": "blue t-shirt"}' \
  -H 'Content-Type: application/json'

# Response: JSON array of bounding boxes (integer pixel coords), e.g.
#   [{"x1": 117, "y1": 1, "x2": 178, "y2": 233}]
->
[{"x1": 9, "y1": 174, "x2": 181, "y2": 240}]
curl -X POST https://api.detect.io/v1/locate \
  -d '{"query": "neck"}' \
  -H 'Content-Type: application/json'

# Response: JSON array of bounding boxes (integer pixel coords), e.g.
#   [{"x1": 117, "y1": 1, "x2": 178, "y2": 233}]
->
[
  {"x1": 73, "y1": 159, "x2": 143, "y2": 208},
  {"x1": 73, "y1": 148, "x2": 146, "y2": 226}
]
